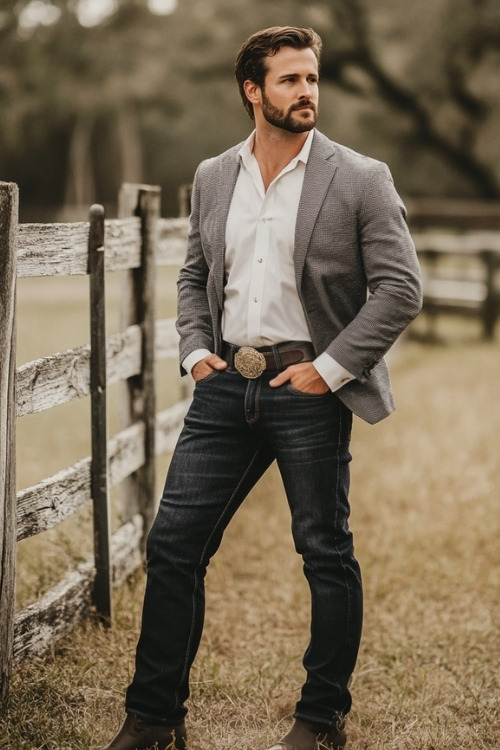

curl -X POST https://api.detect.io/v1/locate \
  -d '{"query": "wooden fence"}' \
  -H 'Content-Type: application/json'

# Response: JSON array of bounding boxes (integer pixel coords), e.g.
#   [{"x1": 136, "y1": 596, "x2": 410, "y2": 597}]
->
[
  {"x1": 408, "y1": 199, "x2": 500, "y2": 339},
  {"x1": 0, "y1": 181, "x2": 191, "y2": 698}
]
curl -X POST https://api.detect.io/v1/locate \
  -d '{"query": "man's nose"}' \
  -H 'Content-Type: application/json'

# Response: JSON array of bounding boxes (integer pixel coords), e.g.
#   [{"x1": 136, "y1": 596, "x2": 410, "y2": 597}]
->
[{"x1": 297, "y1": 79, "x2": 315, "y2": 99}]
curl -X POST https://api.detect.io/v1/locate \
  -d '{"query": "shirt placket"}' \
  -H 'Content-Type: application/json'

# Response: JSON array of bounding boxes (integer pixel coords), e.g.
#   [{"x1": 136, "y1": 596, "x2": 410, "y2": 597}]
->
[{"x1": 246, "y1": 186, "x2": 275, "y2": 344}]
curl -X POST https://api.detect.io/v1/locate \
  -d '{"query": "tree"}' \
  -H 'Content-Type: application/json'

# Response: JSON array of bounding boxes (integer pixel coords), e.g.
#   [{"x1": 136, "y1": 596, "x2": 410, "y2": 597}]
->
[
  {"x1": 1, "y1": 0, "x2": 499, "y2": 219},
  {"x1": 0, "y1": 0, "x2": 184, "y2": 216},
  {"x1": 315, "y1": 0, "x2": 500, "y2": 197},
  {"x1": 174, "y1": 0, "x2": 500, "y2": 198}
]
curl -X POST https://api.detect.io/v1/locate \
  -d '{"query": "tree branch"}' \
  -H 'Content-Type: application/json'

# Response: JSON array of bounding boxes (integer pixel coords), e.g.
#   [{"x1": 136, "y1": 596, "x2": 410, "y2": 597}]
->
[{"x1": 321, "y1": 0, "x2": 500, "y2": 198}]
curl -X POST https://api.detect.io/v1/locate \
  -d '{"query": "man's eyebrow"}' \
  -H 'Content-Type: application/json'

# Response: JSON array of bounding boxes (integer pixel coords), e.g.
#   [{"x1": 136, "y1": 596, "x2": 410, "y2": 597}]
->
[{"x1": 277, "y1": 71, "x2": 318, "y2": 80}]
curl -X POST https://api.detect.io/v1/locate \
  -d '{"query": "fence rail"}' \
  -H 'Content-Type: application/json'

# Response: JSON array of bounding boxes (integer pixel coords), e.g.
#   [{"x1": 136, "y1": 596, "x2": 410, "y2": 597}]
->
[
  {"x1": 408, "y1": 199, "x2": 500, "y2": 339},
  {"x1": 0, "y1": 181, "x2": 190, "y2": 698}
]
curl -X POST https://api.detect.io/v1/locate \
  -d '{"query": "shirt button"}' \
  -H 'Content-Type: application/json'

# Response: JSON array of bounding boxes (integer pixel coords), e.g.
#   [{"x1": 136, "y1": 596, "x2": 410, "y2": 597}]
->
[
  {"x1": 253, "y1": 297, "x2": 259, "y2": 303},
  {"x1": 257, "y1": 258, "x2": 263, "y2": 263}
]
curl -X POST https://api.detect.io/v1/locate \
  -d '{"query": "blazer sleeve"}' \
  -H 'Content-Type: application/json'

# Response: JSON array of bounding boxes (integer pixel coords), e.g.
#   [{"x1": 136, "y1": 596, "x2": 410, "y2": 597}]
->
[
  {"x1": 176, "y1": 163, "x2": 216, "y2": 373},
  {"x1": 325, "y1": 163, "x2": 423, "y2": 381}
]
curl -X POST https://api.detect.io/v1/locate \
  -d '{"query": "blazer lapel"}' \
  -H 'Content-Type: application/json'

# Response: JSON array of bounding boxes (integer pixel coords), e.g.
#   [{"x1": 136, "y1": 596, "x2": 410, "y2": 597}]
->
[
  {"x1": 294, "y1": 131, "x2": 338, "y2": 285},
  {"x1": 211, "y1": 147, "x2": 241, "y2": 310}
]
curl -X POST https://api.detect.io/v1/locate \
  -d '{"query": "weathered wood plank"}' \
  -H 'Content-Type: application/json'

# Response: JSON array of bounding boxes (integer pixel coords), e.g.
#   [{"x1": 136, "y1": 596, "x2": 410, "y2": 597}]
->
[
  {"x1": 17, "y1": 213, "x2": 187, "y2": 278},
  {"x1": 408, "y1": 199, "x2": 500, "y2": 231},
  {"x1": 413, "y1": 231, "x2": 500, "y2": 254},
  {"x1": 424, "y1": 279, "x2": 486, "y2": 305},
  {"x1": 103, "y1": 217, "x2": 141, "y2": 271},
  {"x1": 111, "y1": 514, "x2": 144, "y2": 587},
  {"x1": 155, "y1": 399, "x2": 191, "y2": 456},
  {"x1": 107, "y1": 325, "x2": 142, "y2": 382},
  {"x1": 16, "y1": 217, "x2": 142, "y2": 278},
  {"x1": 155, "y1": 317, "x2": 179, "y2": 361},
  {"x1": 18, "y1": 391, "x2": 188, "y2": 544},
  {"x1": 108, "y1": 422, "x2": 145, "y2": 488},
  {"x1": 17, "y1": 221, "x2": 89, "y2": 277},
  {"x1": 16, "y1": 325, "x2": 142, "y2": 417},
  {"x1": 0, "y1": 181, "x2": 18, "y2": 698},
  {"x1": 156, "y1": 217, "x2": 188, "y2": 266},
  {"x1": 13, "y1": 562, "x2": 94, "y2": 663},
  {"x1": 16, "y1": 345, "x2": 91, "y2": 416},
  {"x1": 16, "y1": 422, "x2": 148, "y2": 542},
  {"x1": 16, "y1": 458, "x2": 91, "y2": 542},
  {"x1": 13, "y1": 514, "x2": 143, "y2": 664},
  {"x1": 17, "y1": 396, "x2": 188, "y2": 543},
  {"x1": 16, "y1": 397, "x2": 187, "y2": 542}
]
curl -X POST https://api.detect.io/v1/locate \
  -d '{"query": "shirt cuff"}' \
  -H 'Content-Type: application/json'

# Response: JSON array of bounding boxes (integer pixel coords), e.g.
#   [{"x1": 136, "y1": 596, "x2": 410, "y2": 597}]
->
[
  {"x1": 182, "y1": 348, "x2": 212, "y2": 375},
  {"x1": 313, "y1": 352, "x2": 356, "y2": 392}
]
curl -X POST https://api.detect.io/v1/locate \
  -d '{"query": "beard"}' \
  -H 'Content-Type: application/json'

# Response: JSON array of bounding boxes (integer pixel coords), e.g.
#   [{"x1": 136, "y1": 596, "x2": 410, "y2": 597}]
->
[{"x1": 261, "y1": 89, "x2": 317, "y2": 133}]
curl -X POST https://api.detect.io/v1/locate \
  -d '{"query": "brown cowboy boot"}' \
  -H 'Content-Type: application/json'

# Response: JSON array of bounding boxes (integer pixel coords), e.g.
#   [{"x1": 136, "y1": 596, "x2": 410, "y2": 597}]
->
[
  {"x1": 100, "y1": 713, "x2": 187, "y2": 750},
  {"x1": 266, "y1": 717, "x2": 346, "y2": 750}
]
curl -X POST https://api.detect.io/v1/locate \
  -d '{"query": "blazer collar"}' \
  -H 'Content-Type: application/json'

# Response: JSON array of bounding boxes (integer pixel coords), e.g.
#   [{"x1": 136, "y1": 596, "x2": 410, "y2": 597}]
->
[{"x1": 211, "y1": 146, "x2": 241, "y2": 309}]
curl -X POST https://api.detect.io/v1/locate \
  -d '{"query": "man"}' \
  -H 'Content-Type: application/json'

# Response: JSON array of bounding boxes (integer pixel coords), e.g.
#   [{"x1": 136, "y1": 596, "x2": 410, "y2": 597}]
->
[{"x1": 102, "y1": 26, "x2": 422, "y2": 750}]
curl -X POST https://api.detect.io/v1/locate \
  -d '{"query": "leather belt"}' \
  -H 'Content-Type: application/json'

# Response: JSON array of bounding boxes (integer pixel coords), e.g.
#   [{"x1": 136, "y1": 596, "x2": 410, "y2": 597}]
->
[{"x1": 222, "y1": 341, "x2": 315, "y2": 379}]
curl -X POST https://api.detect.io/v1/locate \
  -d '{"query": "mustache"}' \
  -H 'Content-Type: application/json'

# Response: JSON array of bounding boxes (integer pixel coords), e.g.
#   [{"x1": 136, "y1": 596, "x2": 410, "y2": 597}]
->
[{"x1": 290, "y1": 99, "x2": 317, "y2": 113}]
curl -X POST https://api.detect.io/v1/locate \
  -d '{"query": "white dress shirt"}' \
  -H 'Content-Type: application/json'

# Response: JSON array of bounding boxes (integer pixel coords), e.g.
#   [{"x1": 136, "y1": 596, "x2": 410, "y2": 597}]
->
[{"x1": 183, "y1": 130, "x2": 355, "y2": 392}]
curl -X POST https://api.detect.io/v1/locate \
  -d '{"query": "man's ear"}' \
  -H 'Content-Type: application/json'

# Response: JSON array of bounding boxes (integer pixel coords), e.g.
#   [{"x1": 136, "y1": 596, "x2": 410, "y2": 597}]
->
[{"x1": 243, "y1": 79, "x2": 261, "y2": 109}]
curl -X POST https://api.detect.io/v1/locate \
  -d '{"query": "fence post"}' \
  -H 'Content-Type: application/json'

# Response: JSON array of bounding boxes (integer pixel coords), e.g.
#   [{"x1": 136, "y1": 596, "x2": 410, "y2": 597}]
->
[
  {"x1": 178, "y1": 183, "x2": 192, "y2": 218},
  {"x1": 481, "y1": 250, "x2": 499, "y2": 340},
  {"x1": 118, "y1": 184, "x2": 160, "y2": 546},
  {"x1": 88, "y1": 204, "x2": 112, "y2": 623},
  {"x1": 0, "y1": 182, "x2": 18, "y2": 699}
]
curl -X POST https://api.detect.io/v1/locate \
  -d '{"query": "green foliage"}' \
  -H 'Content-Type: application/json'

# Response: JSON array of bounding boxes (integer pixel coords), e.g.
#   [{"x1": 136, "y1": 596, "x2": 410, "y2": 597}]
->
[{"x1": 1, "y1": 0, "x2": 500, "y2": 219}]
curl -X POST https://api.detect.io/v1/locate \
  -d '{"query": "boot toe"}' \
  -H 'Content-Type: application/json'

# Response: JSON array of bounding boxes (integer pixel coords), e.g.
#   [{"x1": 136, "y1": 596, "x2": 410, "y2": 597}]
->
[{"x1": 100, "y1": 713, "x2": 187, "y2": 750}]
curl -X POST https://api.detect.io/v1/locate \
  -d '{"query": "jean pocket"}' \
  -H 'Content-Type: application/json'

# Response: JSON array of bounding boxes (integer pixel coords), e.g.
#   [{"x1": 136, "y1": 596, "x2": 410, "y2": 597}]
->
[
  {"x1": 194, "y1": 369, "x2": 222, "y2": 386},
  {"x1": 285, "y1": 384, "x2": 331, "y2": 398}
]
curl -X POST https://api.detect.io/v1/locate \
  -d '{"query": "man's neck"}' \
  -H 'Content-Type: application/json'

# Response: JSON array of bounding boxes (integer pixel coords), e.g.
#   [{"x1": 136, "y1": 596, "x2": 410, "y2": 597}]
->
[{"x1": 252, "y1": 126, "x2": 311, "y2": 191}]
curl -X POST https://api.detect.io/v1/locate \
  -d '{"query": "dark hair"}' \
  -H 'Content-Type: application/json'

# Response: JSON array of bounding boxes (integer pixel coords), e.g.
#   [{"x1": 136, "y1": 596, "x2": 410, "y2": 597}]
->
[{"x1": 234, "y1": 26, "x2": 322, "y2": 120}]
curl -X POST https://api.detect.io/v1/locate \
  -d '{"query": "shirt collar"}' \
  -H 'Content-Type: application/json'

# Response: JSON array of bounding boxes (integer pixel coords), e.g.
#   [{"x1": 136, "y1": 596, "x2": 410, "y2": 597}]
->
[{"x1": 238, "y1": 128, "x2": 315, "y2": 170}]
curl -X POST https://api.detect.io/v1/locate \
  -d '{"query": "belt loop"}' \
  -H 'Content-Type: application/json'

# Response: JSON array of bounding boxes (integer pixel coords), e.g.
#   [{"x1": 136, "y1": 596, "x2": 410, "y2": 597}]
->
[
  {"x1": 222, "y1": 341, "x2": 236, "y2": 370},
  {"x1": 272, "y1": 344, "x2": 282, "y2": 370}
]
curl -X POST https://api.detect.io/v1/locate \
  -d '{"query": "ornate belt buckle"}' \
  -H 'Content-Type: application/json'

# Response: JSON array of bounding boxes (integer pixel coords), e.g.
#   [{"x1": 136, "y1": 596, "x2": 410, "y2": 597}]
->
[{"x1": 233, "y1": 346, "x2": 266, "y2": 379}]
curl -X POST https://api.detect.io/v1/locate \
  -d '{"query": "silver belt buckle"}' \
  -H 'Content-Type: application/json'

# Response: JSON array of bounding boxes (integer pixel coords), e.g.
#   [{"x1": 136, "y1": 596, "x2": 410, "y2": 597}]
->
[{"x1": 233, "y1": 346, "x2": 266, "y2": 379}]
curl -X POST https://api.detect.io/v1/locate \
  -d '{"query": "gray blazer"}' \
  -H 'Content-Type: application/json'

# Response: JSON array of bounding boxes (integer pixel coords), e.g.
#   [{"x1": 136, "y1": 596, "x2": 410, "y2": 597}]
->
[{"x1": 177, "y1": 129, "x2": 422, "y2": 424}]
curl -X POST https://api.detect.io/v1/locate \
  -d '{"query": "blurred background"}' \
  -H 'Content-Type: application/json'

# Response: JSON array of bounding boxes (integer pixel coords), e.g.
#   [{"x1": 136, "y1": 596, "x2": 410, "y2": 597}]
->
[{"x1": 2, "y1": 0, "x2": 500, "y2": 221}]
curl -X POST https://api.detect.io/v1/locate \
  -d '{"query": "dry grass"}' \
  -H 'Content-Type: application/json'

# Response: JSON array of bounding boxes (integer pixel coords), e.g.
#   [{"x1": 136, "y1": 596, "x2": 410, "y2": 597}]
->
[{"x1": 3, "y1": 291, "x2": 500, "y2": 748}]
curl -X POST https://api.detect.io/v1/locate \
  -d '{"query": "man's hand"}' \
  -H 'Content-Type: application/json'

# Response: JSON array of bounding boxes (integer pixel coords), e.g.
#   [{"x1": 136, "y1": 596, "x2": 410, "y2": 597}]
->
[
  {"x1": 191, "y1": 354, "x2": 227, "y2": 381},
  {"x1": 269, "y1": 362, "x2": 329, "y2": 394}
]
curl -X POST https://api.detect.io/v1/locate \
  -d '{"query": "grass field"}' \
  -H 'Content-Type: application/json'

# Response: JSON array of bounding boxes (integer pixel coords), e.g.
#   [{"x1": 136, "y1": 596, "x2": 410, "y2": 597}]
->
[{"x1": 2, "y1": 282, "x2": 499, "y2": 749}]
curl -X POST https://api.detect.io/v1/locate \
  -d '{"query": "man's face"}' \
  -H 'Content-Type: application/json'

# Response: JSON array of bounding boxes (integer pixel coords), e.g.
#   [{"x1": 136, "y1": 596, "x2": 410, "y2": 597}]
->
[{"x1": 259, "y1": 46, "x2": 319, "y2": 133}]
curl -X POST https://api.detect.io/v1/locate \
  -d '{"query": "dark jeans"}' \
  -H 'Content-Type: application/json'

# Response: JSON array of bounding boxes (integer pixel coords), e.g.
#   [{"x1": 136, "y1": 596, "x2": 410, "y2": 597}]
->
[{"x1": 126, "y1": 368, "x2": 362, "y2": 729}]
